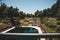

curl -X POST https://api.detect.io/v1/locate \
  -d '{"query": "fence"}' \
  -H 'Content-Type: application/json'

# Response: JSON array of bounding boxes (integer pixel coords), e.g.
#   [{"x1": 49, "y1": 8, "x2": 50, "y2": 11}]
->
[{"x1": 0, "y1": 33, "x2": 60, "y2": 40}]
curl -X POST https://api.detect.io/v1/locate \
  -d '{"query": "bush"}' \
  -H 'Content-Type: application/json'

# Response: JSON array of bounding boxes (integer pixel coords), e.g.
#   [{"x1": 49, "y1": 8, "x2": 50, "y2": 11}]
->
[
  {"x1": 57, "y1": 22, "x2": 60, "y2": 25},
  {"x1": 56, "y1": 26, "x2": 60, "y2": 33},
  {"x1": 49, "y1": 25, "x2": 57, "y2": 28}
]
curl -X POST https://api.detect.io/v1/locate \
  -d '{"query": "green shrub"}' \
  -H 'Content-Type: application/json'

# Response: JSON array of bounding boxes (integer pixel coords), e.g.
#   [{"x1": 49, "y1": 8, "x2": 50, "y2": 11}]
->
[
  {"x1": 49, "y1": 25, "x2": 57, "y2": 28},
  {"x1": 56, "y1": 26, "x2": 60, "y2": 33},
  {"x1": 57, "y1": 22, "x2": 60, "y2": 25}
]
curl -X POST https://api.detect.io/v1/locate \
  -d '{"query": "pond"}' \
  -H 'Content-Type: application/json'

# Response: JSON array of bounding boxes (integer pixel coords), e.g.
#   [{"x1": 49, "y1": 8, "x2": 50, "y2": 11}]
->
[{"x1": 7, "y1": 27, "x2": 38, "y2": 33}]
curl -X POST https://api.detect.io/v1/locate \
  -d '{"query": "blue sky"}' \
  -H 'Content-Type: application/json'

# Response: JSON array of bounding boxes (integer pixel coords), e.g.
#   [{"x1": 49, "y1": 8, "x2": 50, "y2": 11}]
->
[{"x1": 1, "y1": 0, "x2": 57, "y2": 14}]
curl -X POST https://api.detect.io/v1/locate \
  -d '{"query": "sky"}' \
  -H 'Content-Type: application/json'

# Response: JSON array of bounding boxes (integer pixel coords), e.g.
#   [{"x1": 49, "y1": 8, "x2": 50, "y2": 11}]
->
[{"x1": 0, "y1": 0, "x2": 57, "y2": 14}]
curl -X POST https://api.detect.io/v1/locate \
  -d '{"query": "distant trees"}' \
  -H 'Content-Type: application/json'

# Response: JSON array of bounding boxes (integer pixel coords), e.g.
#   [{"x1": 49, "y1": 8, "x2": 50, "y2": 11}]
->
[
  {"x1": 35, "y1": 10, "x2": 40, "y2": 17},
  {"x1": 26, "y1": 13, "x2": 34, "y2": 18},
  {"x1": 0, "y1": 3, "x2": 35, "y2": 19},
  {"x1": 1, "y1": 0, "x2": 59, "y2": 20},
  {"x1": 35, "y1": 10, "x2": 44, "y2": 18},
  {"x1": 34, "y1": 0, "x2": 60, "y2": 20},
  {"x1": 51, "y1": 0, "x2": 60, "y2": 20},
  {"x1": 0, "y1": 3, "x2": 27, "y2": 19},
  {"x1": 19, "y1": 11, "x2": 26, "y2": 19},
  {"x1": 43, "y1": 8, "x2": 52, "y2": 17},
  {"x1": 34, "y1": 8, "x2": 52, "y2": 18},
  {"x1": 0, "y1": 3, "x2": 7, "y2": 18}
]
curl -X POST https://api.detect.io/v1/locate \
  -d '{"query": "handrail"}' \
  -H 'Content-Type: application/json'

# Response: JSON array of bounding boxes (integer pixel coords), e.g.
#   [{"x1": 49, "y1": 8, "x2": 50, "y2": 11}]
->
[{"x1": 0, "y1": 33, "x2": 60, "y2": 38}]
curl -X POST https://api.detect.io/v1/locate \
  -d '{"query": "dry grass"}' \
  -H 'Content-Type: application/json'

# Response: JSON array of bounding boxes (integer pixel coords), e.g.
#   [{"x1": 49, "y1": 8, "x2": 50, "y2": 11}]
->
[
  {"x1": 0, "y1": 23, "x2": 12, "y2": 32},
  {"x1": 19, "y1": 18, "x2": 35, "y2": 26}
]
